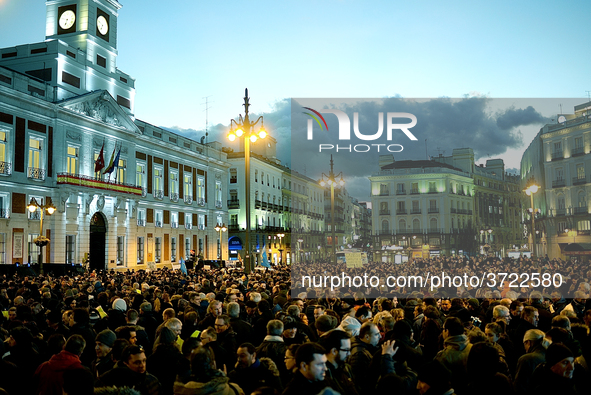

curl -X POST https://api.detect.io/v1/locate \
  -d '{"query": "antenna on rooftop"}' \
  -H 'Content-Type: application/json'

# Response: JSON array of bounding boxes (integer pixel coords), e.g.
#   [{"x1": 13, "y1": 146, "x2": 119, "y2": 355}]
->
[
  {"x1": 201, "y1": 96, "x2": 213, "y2": 156},
  {"x1": 586, "y1": 91, "x2": 591, "y2": 102},
  {"x1": 201, "y1": 95, "x2": 213, "y2": 143}
]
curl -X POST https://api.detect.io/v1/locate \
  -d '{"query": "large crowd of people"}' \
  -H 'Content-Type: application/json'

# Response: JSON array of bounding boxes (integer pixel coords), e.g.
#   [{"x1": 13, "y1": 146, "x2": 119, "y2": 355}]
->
[{"x1": 0, "y1": 255, "x2": 590, "y2": 395}]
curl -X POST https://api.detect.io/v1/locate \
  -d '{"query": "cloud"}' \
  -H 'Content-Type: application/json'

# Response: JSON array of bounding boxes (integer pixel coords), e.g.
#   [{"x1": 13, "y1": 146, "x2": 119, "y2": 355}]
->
[{"x1": 496, "y1": 105, "x2": 548, "y2": 130}]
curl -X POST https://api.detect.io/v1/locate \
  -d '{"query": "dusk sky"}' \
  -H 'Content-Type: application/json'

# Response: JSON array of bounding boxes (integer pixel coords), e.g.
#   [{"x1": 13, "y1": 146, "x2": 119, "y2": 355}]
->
[{"x1": 1, "y1": 0, "x2": 590, "y2": 199}]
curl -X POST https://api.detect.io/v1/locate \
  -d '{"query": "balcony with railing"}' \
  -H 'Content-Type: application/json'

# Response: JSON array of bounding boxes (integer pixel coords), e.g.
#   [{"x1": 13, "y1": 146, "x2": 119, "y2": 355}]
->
[
  {"x1": 379, "y1": 209, "x2": 390, "y2": 215},
  {"x1": 228, "y1": 224, "x2": 240, "y2": 231},
  {"x1": 428, "y1": 189, "x2": 438, "y2": 194},
  {"x1": 574, "y1": 206, "x2": 588, "y2": 215},
  {"x1": 215, "y1": 201, "x2": 223, "y2": 209},
  {"x1": 29, "y1": 210, "x2": 41, "y2": 220},
  {"x1": 396, "y1": 209, "x2": 407, "y2": 215},
  {"x1": 185, "y1": 223, "x2": 193, "y2": 230},
  {"x1": 255, "y1": 200, "x2": 261, "y2": 209},
  {"x1": 197, "y1": 198, "x2": 205, "y2": 206},
  {"x1": 184, "y1": 195, "x2": 193, "y2": 204},
  {"x1": 137, "y1": 219, "x2": 146, "y2": 226},
  {"x1": 57, "y1": 173, "x2": 143, "y2": 195},
  {"x1": 228, "y1": 199, "x2": 240, "y2": 209},
  {"x1": 170, "y1": 193, "x2": 179, "y2": 202},
  {"x1": 451, "y1": 208, "x2": 457, "y2": 213},
  {"x1": 154, "y1": 190, "x2": 164, "y2": 200},
  {"x1": 0, "y1": 162, "x2": 11, "y2": 176},
  {"x1": 411, "y1": 208, "x2": 422, "y2": 214},
  {"x1": 0, "y1": 208, "x2": 8, "y2": 218},
  {"x1": 573, "y1": 176, "x2": 587, "y2": 186},
  {"x1": 171, "y1": 222, "x2": 178, "y2": 228},
  {"x1": 572, "y1": 146, "x2": 585, "y2": 157},
  {"x1": 410, "y1": 189, "x2": 420, "y2": 195},
  {"x1": 230, "y1": 176, "x2": 237, "y2": 183},
  {"x1": 457, "y1": 209, "x2": 472, "y2": 215},
  {"x1": 155, "y1": 221, "x2": 162, "y2": 228},
  {"x1": 428, "y1": 207, "x2": 439, "y2": 214},
  {"x1": 28, "y1": 167, "x2": 46, "y2": 180},
  {"x1": 141, "y1": 187, "x2": 147, "y2": 197},
  {"x1": 551, "y1": 151, "x2": 564, "y2": 161},
  {"x1": 556, "y1": 208, "x2": 566, "y2": 216},
  {"x1": 396, "y1": 190, "x2": 406, "y2": 195},
  {"x1": 552, "y1": 179, "x2": 566, "y2": 188}
]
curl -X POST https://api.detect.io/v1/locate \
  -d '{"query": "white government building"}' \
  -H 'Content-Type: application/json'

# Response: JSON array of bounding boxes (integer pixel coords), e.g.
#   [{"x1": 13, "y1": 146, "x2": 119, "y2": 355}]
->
[{"x1": 0, "y1": 0, "x2": 229, "y2": 270}]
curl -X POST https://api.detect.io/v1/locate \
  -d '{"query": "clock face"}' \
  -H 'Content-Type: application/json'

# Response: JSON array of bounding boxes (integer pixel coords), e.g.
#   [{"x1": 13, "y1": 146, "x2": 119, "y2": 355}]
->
[
  {"x1": 59, "y1": 10, "x2": 76, "y2": 30},
  {"x1": 97, "y1": 15, "x2": 109, "y2": 35}
]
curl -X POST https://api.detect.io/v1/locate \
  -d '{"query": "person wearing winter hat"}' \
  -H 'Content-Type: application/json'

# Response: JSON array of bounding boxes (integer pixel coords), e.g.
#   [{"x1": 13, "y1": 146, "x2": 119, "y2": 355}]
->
[
  {"x1": 112, "y1": 298, "x2": 127, "y2": 312},
  {"x1": 93, "y1": 329, "x2": 117, "y2": 377},
  {"x1": 417, "y1": 360, "x2": 454, "y2": 395},
  {"x1": 531, "y1": 342, "x2": 578, "y2": 395}
]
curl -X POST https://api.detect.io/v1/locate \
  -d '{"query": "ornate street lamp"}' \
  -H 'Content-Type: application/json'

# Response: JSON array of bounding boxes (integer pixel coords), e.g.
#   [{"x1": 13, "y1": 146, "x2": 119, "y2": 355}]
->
[
  {"x1": 277, "y1": 233, "x2": 285, "y2": 264},
  {"x1": 27, "y1": 197, "x2": 56, "y2": 275},
  {"x1": 227, "y1": 89, "x2": 268, "y2": 273},
  {"x1": 524, "y1": 181, "x2": 540, "y2": 259},
  {"x1": 319, "y1": 155, "x2": 345, "y2": 265}
]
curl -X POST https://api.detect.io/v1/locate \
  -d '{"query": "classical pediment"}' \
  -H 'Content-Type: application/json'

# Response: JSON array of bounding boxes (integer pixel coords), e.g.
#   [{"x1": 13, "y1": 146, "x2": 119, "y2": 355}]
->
[{"x1": 59, "y1": 90, "x2": 141, "y2": 134}]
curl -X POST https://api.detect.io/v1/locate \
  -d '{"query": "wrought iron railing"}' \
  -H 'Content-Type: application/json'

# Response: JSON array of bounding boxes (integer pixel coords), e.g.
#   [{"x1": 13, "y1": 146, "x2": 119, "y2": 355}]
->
[
  {"x1": 0, "y1": 162, "x2": 11, "y2": 176},
  {"x1": 184, "y1": 195, "x2": 193, "y2": 204},
  {"x1": 28, "y1": 167, "x2": 46, "y2": 180},
  {"x1": 170, "y1": 193, "x2": 179, "y2": 202}
]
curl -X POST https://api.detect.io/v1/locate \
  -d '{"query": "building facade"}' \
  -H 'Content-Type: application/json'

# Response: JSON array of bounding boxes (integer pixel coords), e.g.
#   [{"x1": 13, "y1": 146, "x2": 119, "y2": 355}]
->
[
  {"x1": 370, "y1": 148, "x2": 520, "y2": 261},
  {"x1": 0, "y1": 0, "x2": 229, "y2": 270},
  {"x1": 225, "y1": 138, "x2": 326, "y2": 265},
  {"x1": 521, "y1": 101, "x2": 591, "y2": 259}
]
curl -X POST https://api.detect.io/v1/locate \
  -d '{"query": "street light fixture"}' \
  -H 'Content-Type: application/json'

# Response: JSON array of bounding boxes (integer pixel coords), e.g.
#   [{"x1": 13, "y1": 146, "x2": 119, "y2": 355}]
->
[
  {"x1": 524, "y1": 181, "x2": 540, "y2": 259},
  {"x1": 226, "y1": 89, "x2": 268, "y2": 273},
  {"x1": 214, "y1": 223, "x2": 227, "y2": 266},
  {"x1": 277, "y1": 233, "x2": 285, "y2": 264},
  {"x1": 319, "y1": 155, "x2": 345, "y2": 265},
  {"x1": 27, "y1": 197, "x2": 56, "y2": 275}
]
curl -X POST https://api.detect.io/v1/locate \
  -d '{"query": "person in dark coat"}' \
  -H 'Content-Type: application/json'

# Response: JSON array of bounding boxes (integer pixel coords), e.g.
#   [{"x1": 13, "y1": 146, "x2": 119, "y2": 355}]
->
[
  {"x1": 4, "y1": 326, "x2": 44, "y2": 394},
  {"x1": 347, "y1": 322, "x2": 380, "y2": 394},
  {"x1": 256, "y1": 319, "x2": 288, "y2": 373},
  {"x1": 99, "y1": 344, "x2": 161, "y2": 395},
  {"x1": 531, "y1": 342, "x2": 579, "y2": 395},
  {"x1": 215, "y1": 314, "x2": 238, "y2": 357},
  {"x1": 173, "y1": 346, "x2": 243, "y2": 395},
  {"x1": 147, "y1": 327, "x2": 184, "y2": 395},
  {"x1": 416, "y1": 360, "x2": 455, "y2": 395},
  {"x1": 227, "y1": 302, "x2": 253, "y2": 347},
  {"x1": 228, "y1": 342, "x2": 282, "y2": 395},
  {"x1": 318, "y1": 329, "x2": 358, "y2": 395},
  {"x1": 282, "y1": 342, "x2": 332, "y2": 395},
  {"x1": 514, "y1": 329, "x2": 548, "y2": 393},
  {"x1": 68, "y1": 308, "x2": 97, "y2": 367},
  {"x1": 91, "y1": 329, "x2": 117, "y2": 378}
]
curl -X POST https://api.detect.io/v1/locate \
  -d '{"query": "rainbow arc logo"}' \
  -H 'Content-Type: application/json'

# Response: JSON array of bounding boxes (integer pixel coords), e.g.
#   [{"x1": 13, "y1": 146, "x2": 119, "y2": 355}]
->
[{"x1": 302, "y1": 107, "x2": 328, "y2": 131}]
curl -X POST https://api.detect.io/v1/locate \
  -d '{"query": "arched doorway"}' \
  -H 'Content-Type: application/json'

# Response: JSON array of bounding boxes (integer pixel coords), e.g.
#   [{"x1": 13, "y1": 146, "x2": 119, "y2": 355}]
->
[{"x1": 89, "y1": 212, "x2": 107, "y2": 271}]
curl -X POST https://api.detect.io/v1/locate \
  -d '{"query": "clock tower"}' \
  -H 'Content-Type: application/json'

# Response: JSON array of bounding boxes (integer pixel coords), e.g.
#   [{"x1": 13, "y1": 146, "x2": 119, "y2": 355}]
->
[
  {"x1": 0, "y1": 0, "x2": 135, "y2": 114},
  {"x1": 46, "y1": 0, "x2": 120, "y2": 60}
]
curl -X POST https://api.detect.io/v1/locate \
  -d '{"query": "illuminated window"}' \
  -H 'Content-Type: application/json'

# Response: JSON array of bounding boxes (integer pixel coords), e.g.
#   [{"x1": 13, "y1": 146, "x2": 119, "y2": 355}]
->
[
  {"x1": 116, "y1": 158, "x2": 126, "y2": 183},
  {"x1": 66, "y1": 146, "x2": 78, "y2": 174},
  {"x1": 136, "y1": 163, "x2": 145, "y2": 187}
]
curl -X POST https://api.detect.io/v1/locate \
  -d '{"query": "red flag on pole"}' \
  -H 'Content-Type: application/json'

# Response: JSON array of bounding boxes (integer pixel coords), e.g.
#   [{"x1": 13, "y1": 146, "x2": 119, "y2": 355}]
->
[{"x1": 94, "y1": 143, "x2": 105, "y2": 173}]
